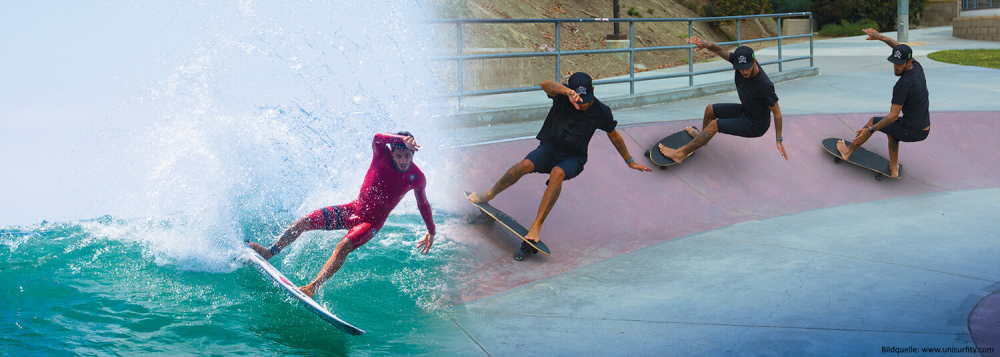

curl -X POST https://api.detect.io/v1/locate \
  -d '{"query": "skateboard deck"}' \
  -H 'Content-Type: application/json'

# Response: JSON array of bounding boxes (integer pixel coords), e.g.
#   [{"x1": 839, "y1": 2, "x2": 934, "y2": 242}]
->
[
  {"x1": 465, "y1": 192, "x2": 551, "y2": 260},
  {"x1": 822, "y1": 138, "x2": 903, "y2": 181},
  {"x1": 646, "y1": 130, "x2": 695, "y2": 168}
]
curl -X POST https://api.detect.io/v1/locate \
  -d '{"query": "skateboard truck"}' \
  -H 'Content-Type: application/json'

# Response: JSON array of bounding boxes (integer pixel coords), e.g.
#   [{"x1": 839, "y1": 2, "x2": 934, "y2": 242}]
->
[{"x1": 514, "y1": 241, "x2": 539, "y2": 261}]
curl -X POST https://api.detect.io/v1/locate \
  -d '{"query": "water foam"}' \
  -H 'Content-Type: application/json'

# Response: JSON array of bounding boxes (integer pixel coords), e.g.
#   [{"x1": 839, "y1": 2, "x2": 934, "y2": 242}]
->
[{"x1": 86, "y1": 0, "x2": 452, "y2": 272}]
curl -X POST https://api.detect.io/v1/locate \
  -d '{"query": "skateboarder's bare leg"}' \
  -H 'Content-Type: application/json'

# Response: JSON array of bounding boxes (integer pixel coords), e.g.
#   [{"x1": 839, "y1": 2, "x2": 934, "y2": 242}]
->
[
  {"x1": 837, "y1": 118, "x2": 877, "y2": 160},
  {"x1": 701, "y1": 104, "x2": 715, "y2": 131},
  {"x1": 659, "y1": 119, "x2": 718, "y2": 164},
  {"x1": 471, "y1": 159, "x2": 535, "y2": 204},
  {"x1": 888, "y1": 136, "x2": 900, "y2": 178},
  {"x1": 525, "y1": 167, "x2": 564, "y2": 243}
]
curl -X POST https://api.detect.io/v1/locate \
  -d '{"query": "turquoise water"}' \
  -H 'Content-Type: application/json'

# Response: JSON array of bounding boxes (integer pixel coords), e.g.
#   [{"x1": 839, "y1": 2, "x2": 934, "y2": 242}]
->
[
  {"x1": 0, "y1": 1, "x2": 465, "y2": 354},
  {"x1": 1, "y1": 213, "x2": 466, "y2": 356}
]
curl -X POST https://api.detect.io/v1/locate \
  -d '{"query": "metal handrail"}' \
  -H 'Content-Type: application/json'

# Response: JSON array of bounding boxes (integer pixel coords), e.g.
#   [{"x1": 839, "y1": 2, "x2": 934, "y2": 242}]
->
[{"x1": 432, "y1": 12, "x2": 816, "y2": 107}]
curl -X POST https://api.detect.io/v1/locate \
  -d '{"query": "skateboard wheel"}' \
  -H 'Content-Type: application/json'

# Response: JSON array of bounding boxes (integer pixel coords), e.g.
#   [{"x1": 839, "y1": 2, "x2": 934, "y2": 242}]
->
[
  {"x1": 658, "y1": 166, "x2": 667, "y2": 170},
  {"x1": 833, "y1": 157, "x2": 842, "y2": 164},
  {"x1": 875, "y1": 174, "x2": 885, "y2": 181}
]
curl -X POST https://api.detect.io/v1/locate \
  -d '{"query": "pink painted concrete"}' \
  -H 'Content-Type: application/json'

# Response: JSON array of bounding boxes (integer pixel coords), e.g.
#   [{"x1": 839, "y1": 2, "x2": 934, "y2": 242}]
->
[{"x1": 449, "y1": 111, "x2": 1000, "y2": 302}]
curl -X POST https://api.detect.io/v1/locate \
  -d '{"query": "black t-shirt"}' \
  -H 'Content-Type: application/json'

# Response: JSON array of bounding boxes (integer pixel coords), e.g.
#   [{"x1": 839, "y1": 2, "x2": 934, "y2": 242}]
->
[
  {"x1": 536, "y1": 95, "x2": 617, "y2": 158},
  {"x1": 891, "y1": 60, "x2": 930, "y2": 130},
  {"x1": 729, "y1": 54, "x2": 779, "y2": 121}
]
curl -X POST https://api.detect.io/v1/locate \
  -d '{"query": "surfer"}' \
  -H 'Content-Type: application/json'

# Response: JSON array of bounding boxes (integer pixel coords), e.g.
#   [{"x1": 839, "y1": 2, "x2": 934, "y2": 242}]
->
[{"x1": 249, "y1": 132, "x2": 436, "y2": 297}]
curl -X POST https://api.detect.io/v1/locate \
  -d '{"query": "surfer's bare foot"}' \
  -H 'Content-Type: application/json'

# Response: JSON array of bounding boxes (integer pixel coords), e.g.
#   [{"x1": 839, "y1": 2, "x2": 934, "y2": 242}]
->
[
  {"x1": 657, "y1": 144, "x2": 688, "y2": 164},
  {"x1": 683, "y1": 126, "x2": 699, "y2": 137},
  {"x1": 889, "y1": 163, "x2": 900, "y2": 178},
  {"x1": 523, "y1": 230, "x2": 542, "y2": 243},
  {"x1": 299, "y1": 283, "x2": 317, "y2": 298},
  {"x1": 248, "y1": 242, "x2": 273, "y2": 259},
  {"x1": 835, "y1": 140, "x2": 853, "y2": 161},
  {"x1": 468, "y1": 191, "x2": 489, "y2": 204}
]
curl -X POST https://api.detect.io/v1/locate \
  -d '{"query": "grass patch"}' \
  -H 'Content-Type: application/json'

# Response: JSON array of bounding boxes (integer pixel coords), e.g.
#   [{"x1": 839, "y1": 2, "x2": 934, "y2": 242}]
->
[
  {"x1": 818, "y1": 19, "x2": 879, "y2": 37},
  {"x1": 927, "y1": 49, "x2": 1000, "y2": 69}
]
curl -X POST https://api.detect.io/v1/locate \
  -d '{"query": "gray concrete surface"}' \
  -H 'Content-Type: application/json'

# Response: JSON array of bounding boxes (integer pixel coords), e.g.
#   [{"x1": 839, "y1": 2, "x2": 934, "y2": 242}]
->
[{"x1": 452, "y1": 189, "x2": 1000, "y2": 356}]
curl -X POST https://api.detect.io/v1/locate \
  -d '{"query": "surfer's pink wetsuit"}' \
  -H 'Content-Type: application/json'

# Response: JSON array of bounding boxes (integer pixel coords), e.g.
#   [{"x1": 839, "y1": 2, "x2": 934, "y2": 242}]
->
[{"x1": 304, "y1": 133, "x2": 435, "y2": 247}]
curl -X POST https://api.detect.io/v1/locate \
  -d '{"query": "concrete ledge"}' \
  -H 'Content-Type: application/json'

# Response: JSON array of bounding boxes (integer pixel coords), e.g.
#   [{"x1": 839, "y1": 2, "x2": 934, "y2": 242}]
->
[
  {"x1": 447, "y1": 66, "x2": 819, "y2": 127},
  {"x1": 954, "y1": 15, "x2": 1000, "y2": 41}
]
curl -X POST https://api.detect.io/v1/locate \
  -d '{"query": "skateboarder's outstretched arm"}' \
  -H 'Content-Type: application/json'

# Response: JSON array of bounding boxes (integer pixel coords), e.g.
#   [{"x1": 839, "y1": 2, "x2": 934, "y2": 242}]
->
[
  {"x1": 862, "y1": 28, "x2": 899, "y2": 48},
  {"x1": 687, "y1": 37, "x2": 730, "y2": 62},
  {"x1": 607, "y1": 130, "x2": 652, "y2": 172},
  {"x1": 771, "y1": 102, "x2": 788, "y2": 160}
]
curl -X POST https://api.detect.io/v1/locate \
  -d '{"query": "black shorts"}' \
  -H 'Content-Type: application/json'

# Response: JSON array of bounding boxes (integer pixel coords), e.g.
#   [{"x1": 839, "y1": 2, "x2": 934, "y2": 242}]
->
[
  {"x1": 712, "y1": 103, "x2": 770, "y2": 138},
  {"x1": 525, "y1": 142, "x2": 586, "y2": 181},
  {"x1": 872, "y1": 116, "x2": 929, "y2": 142}
]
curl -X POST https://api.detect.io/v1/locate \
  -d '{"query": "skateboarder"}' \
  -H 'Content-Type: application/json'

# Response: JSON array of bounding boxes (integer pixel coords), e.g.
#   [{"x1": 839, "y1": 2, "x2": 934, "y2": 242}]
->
[
  {"x1": 835, "y1": 28, "x2": 930, "y2": 178},
  {"x1": 468, "y1": 72, "x2": 651, "y2": 244},
  {"x1": 657, "y1": 37, "x2": 788, "y2": 163}
]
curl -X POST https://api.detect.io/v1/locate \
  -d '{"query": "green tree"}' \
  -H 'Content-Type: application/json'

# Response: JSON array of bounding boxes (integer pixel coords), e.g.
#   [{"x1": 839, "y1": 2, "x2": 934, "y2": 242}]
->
[
  {"x1": 770, "y1": 0, "x2": 813, "y2": 13},
  {"x1": 705, "y1": 0, "x2": 774, "y2": 17},
  {"x1": 811, "y1": 0, "x2": 923, "y2": 31}
]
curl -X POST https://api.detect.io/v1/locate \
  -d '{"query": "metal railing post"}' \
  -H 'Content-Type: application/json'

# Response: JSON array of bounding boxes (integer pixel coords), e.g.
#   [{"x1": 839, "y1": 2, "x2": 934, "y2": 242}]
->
[
  {"x1": 456, "y1": 22, "x2": 464, "y2": 109},
  {"x1": 628, "y1": 21, "x2": 635, "y2": 96},
  {"x1": 809, "y1": 13, "x2": 814, "y2": 68},
  {"x1": 898, "y1": 0, "x2": 909, "y2": 42},
  {"x1": 777, "y1": 16, "x2": 783, "y2": 72},
  {"x1": 554, "y1": 22, "x2": 561, "y2": 82},
  {"x1": 736, "y1": 20, "x2": 742, "y2": 46},
  {"x1": 429, "y1": 12, "x2": 818, "y2": 100},
  {"x1": 688, "y1": 21, "x2": 694, "y2": 87}
]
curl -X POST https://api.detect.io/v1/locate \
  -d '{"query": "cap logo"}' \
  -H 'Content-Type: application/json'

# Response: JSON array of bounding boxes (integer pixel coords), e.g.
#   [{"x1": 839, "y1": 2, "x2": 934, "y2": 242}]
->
[
  {"x1": 894, "y1": 50, "x2": 902, "y2": 59},
  {"x1": 576, "y1": 86, "x2": 588, "y2": 96},
  {"x1": 738, "y1": 55, "x2": 747, "y2": 64}
]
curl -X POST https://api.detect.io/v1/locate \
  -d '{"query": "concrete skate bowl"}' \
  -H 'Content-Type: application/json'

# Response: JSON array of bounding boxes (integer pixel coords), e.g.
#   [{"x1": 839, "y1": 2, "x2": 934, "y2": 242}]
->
[{"x1": 448, "y1": 111, "x2": 1000, "y2": 350}]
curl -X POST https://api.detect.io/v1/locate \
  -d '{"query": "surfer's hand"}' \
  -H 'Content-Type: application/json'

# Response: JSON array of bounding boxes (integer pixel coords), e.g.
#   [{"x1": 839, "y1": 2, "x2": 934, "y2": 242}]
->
[
  {"x1": 403, "y1": 136, "x2": 421, "y2": 151},
  {"x1": 628, "y1": 161, "x2": 652, "y2": 172},
  {"x1": 776, "y1": 141, "x2": 788, "y2": 160},
  {"x1": 417, "y1": 233, "x2": 434, "y2": 254}
]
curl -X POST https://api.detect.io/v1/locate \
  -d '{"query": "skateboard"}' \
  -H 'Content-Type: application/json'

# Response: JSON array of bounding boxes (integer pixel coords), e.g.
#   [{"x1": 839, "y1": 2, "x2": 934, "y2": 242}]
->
[
  {"x1": 821, "y1": 138, "x2": 903, "y2": 181},
  {"x1": 465, "y1": 192, "x2": 551, "y2": 261},
  {"x1": 646, "y1": 129, "x2": 695, "y2": 169}
]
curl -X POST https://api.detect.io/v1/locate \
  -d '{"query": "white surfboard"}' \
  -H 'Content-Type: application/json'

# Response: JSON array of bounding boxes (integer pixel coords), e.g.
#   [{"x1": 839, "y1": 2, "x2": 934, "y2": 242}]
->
[{"x1": 244, "y1": 248, "x2": 366, "y2": 335}]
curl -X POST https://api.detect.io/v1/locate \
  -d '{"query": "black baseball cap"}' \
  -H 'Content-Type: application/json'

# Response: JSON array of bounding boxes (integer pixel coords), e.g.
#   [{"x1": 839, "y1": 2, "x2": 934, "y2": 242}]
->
[
  {"x1": 887, "y1": 44, "x2": 913, "y2": 64},
  {"x1": 731, "y1": 46, "x2": 755, "y2": 70},
  {"x1": 567, "y1": 72, "x2": 595, "y2": 103}
]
